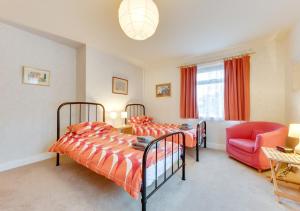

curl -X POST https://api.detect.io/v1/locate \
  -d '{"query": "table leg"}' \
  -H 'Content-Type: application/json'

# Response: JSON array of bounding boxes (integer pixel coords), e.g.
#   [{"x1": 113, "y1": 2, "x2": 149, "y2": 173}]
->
[
  {"x1": 270, "y1": 162, "x2": 281, "y2": 183},
  {"x1": 270, "y1": 160, "x2": 280, "y2": 202}
]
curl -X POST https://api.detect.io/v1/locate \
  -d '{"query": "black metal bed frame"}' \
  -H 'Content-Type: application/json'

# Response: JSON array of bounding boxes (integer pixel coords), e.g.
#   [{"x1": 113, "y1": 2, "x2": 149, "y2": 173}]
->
[
  {"x1": 141, "y1": 131, "x2": 185, "y2": 211},
  {"x1": 125, "y1": 103, "x2": 206, "y2": 162},
  {"x1": 56, "y1": 102, "x2": 186, "y2": 211},
  {"x1": 56, "y1": 102, "x2": 106, "y2": 166},
  {"x1": 125, "y1": 103, "x2": 146, "y2": 124}
]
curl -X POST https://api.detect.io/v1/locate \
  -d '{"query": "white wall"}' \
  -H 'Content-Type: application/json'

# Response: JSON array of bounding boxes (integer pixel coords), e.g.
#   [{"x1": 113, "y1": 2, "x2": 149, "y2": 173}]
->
[
  {"x1": 285, "y1": 21, "x2": 300, "y2": 148},
  {"x1": 76, "y1": 46, "x2": 86, "y2": 101},
  {"x1": 249, "y1": 38, "x2": 286, "y2": 123},
  {"x1": 143, "y1": 36, "x2": 287, "y2": 150},
  {"x1": 0, "y1": 23, "x2": 144, "y2": 171},
  {"x1": 0, "y1": 23, "x2": 76, "y2": 169},
  {"x1": 85, "y1": 47, "x2": 143, "y2": 125},
  {"x1": 286, "y1": 21, "x2": 300, "y2": 123},
  {"x1": 289, "y1": 22, "x2": 300, "y2": 62}
]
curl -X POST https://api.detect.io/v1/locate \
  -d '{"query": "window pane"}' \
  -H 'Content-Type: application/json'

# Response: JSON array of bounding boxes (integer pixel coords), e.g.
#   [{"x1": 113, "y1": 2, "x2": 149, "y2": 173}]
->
[{"x1": 197, "y1": 63, "x2": 224, "y2": 120}]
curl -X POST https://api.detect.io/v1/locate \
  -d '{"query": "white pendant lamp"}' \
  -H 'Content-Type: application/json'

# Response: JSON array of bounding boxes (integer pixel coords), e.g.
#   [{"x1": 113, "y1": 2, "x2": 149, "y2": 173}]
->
[{"x1": 118, "y1": 0, "x2": 159, "y2": 40}]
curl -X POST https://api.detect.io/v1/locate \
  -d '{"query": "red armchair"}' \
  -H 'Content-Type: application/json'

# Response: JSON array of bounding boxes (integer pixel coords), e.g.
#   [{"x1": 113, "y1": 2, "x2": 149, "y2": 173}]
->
[{"x1": 226, "y1": 122, "x2": 288, "y2": 171}]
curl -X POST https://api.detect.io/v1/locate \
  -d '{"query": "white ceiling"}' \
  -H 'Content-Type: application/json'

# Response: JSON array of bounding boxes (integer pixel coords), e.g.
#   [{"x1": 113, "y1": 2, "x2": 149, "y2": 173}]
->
[{"x1": 0, "y1": 0, "x2": 300, "y2": 66}]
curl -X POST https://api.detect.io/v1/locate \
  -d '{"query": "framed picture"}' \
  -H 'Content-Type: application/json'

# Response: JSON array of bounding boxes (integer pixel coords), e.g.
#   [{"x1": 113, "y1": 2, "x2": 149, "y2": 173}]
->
[
  {"x1": 23, "y1": 66, "x2": 50, "y2": 86},
  {"x1": 112, "y1": 77, "x2": 128, "y2": 95},
  {"x1": 156, "y1": 83, "x2": 171, "y2": 97}
]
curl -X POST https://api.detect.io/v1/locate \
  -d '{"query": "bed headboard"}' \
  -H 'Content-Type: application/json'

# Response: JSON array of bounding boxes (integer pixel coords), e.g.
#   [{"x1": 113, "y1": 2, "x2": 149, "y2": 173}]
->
[
  {"x1": 124, "y1": 104, "x2": 145, "y2": 124},
  {"x1": 57, "y1": 102, "x2": 105, "y2": 140}
]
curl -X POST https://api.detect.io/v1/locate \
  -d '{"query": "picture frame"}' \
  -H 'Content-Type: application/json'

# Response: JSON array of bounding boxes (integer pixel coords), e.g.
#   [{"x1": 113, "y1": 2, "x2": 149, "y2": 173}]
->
[
  {"x1": 156, "y1": 83, "x2": 171, "y2": 97},
  {"x1": 112, "y1": 77, "x2": 128, "y2": 95},
  {"x1": 22, "y1": 66, "x2": 50, "y2": 86}
]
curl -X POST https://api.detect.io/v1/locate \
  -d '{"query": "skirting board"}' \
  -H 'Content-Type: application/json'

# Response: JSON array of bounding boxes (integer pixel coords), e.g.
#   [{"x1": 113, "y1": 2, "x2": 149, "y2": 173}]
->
[{"x1": 0, "y1": 152, "x2": 55, "y2": 172}]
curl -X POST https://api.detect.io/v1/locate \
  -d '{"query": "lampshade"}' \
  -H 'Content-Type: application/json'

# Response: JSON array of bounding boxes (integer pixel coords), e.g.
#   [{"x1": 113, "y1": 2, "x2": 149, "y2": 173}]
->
[
  {"x1": 118, "y1": 0, "x2": 159, "y2": 40},
  {"x1": 109, "y1": 111, "x2": 117, "y2": 120},
  {"x1": 121, "y1": 112, "x2": 128, "y2": 119},
  {"x1": 288, "y1": 124, "x2": 300, "y2": 138}
]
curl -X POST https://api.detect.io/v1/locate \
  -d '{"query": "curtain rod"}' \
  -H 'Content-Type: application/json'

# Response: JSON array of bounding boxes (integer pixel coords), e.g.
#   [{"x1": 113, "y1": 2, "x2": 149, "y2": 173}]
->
[{"x1": 176, "y1": 51, "x2": 256, "y2": 68}]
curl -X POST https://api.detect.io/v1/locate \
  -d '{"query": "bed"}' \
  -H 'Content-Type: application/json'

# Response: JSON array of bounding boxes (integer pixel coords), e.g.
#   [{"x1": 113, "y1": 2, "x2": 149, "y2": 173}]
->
[
  {"x1": 50, "y1": 102, "x2": 186, "y2": 211},
  {"x1": 125, "y1": 104, "x2": 206, "y2": 161}
]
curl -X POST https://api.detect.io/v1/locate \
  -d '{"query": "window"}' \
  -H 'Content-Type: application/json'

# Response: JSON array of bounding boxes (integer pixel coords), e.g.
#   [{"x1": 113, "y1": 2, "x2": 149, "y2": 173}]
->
[{"x1": 197, "y1": 62, "x2": 224, "y2": 120}]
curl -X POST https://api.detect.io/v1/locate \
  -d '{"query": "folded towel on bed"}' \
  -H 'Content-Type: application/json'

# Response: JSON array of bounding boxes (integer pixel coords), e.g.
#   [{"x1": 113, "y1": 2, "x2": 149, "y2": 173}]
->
[
  {"x1": 132, "y1": 136, "x2": 155, "y2": 151},
  {"x1": 131, "y1": 145, "x2": 145, "y2": 151},
  {"x1": 132, "y1": 142, "x2": 148, "y2": 148},
  {"x1": 137, "y1": 136, "x2": 154, "y2": 144},
  {"x1": 179, "y1": 123, "x2": 193, "y2": 130},
  {"x1": 132, "y1": 142, "x2": 148, "y2": 151}
]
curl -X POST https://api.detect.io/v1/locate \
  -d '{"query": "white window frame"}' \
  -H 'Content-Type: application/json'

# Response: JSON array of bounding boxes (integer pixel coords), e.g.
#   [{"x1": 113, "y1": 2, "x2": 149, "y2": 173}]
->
[{"x1": 197, "y1": 62, "x2": 224, "y2": 120}]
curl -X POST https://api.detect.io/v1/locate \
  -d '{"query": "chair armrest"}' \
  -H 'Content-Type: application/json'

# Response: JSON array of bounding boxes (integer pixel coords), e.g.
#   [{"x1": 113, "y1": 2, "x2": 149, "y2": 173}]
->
[{"x1": 254, "y1": 128, "x2": 288, "y2": 151}]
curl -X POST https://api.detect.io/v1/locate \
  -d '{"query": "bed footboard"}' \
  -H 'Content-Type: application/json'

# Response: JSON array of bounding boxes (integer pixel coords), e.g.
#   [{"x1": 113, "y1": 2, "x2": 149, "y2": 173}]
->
[
  {"x1": 196, "y1": 121, "x2": 207, "y2": 162},
  {"x1": 141, "y1": 132, "x2": 185, "y2": 211}
]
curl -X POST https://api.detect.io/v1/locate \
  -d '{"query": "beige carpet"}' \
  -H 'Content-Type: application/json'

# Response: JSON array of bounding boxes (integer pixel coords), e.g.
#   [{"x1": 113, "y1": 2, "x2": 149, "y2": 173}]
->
[{"x1": 0, "y1": 149, "x2": 299, "y2": 211}]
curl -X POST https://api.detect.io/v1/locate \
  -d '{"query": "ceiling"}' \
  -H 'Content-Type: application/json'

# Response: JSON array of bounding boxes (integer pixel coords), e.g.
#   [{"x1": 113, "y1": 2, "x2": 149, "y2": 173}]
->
[{"x1": 0, "y1": 0, "x2": 300, "y2": 67}]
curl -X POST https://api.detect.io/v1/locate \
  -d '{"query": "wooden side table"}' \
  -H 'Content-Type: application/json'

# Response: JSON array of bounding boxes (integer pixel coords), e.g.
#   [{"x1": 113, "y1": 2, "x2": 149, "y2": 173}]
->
[
  {"x1": 115, "y1": 125, "x2": 133, "y2": 134},
  {"x1": 262, "y1": 147, "x2": 300, "y2": 203}
]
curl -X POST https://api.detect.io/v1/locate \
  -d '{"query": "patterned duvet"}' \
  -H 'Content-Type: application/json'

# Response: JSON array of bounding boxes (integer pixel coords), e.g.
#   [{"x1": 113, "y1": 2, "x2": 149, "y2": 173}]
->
[{"x1": 49, "y1": 122, "x2": 180, "y2": 199}]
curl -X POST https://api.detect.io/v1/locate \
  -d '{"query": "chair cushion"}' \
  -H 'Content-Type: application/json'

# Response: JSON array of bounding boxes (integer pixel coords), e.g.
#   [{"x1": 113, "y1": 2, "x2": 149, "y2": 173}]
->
[{"x1": 228, "y1": 138, "x2": 255, "y2": 153}]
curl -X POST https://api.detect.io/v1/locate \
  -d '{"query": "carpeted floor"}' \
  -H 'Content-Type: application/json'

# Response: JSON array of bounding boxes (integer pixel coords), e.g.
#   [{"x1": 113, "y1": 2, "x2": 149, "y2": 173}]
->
[{"x1": 0, "y1": 149, "x2": 299, "y2": 211}]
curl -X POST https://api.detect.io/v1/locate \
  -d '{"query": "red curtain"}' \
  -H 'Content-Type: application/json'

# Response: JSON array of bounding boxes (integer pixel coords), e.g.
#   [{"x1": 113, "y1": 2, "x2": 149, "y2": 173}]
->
[
  {"x1": 224, "y1": 55, "x2": 250, "y2": 121},
  {"x1": 180, "y1": 65, "x2": 198, "y2": 118}
]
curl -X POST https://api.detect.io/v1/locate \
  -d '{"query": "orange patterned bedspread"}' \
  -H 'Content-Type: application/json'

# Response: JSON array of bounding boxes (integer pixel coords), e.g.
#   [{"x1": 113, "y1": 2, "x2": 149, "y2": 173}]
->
[
  {"x1": 49, "y1": 122, "x2": 179, "y2": 199},
  {"x1": 131, "y1": 122, "x2": 197, "y2": 148}
]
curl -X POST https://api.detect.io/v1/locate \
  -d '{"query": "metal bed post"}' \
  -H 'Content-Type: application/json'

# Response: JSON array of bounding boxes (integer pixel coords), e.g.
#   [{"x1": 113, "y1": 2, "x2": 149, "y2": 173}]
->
[
  {"x1": 203, "y1": 121, "x2": 207, "y2": 148},
  {"x1": 196, "y1": 120, "x2": 207, "y2": 162},
  {"x1": 56, "y1": 104, "x2": 61, "y2": 166},
  {"x1": 196, "y1": 124, "x2": 199, "y2": 162},
  {"x1": 141, "y1": 132, "x2": 185, "y2": 211},
  {"x1": 141, "y1": 185, "x2": 147, "y2": 211}
]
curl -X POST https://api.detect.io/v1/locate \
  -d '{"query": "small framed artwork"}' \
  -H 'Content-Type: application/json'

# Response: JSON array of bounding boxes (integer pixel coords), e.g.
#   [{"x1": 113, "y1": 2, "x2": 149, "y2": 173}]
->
[
  {"x1": 112, "y1": 77, "x2": 128, "y2": 95},
  {"x1": 23, "y1": 66, "x2": 50, "y2": 86},
  {"x1": 156, "y1": 83, "x2": 171, "y2": 97}
]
